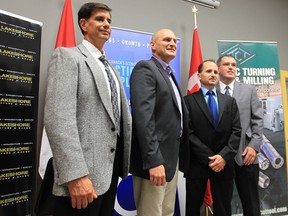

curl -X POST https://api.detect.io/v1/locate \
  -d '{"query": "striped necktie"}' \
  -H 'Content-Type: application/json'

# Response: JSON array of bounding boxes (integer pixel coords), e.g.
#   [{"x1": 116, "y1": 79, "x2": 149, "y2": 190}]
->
[
  {"x1": 99, "y1": 55, "x2": 120, "y2": 133},
  {"x1": 225, "y1": 85, "x2": 230, "y2": 96}
]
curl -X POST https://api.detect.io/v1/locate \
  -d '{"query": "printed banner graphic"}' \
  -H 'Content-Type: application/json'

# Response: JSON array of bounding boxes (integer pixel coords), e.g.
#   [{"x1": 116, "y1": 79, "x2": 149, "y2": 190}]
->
[
  {"x1": 104, "y1": 27, "x2": 181, "y2": 105},
  {"x1": 0, "y1": 10, "x2": 41, "y2": 215},
  {"x1": 218, "y1": 40, "x2": 288, "y2": 216},
  {"x1": 104, "y1": 27, "x2": 181, "y2": 216}
]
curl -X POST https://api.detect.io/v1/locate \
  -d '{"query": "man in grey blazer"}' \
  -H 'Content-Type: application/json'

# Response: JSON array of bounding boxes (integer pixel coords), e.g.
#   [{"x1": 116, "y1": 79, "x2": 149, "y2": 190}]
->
[
  {"x1": 217, "y1": 55, "x2": 263, "y2": 216},
  {"x1": 44, "y1": 3, "x2": 131, "y2": 216},
  {"x1": 129, "y1": 29, "x2": 189, "y2": 216}
]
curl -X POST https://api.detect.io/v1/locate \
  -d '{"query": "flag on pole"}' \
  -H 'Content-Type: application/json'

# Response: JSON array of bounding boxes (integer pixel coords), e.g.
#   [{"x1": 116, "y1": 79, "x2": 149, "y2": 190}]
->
[
  {"x1": 187, "y1": 27, "x2": 202, "y2": 94},
  {"x1": 204, "y1": 179, "x2": 213, "y2": 207},
  {"x1": 187, "y1": 6, "x2": 213, "y2": 208},
  {"x1": 55, "y1": 0, "x2": 76, "y2": 48},
  {"x1": 38, "y1": 0, "x2": 76, "y2": 178}
]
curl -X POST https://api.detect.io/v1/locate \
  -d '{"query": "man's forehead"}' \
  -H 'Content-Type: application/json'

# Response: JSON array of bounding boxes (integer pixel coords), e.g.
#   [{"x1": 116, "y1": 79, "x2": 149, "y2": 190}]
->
[
  {"x1": 92, "y1": 9, "x2": 111, "y2": 17},
  {"x1": 162, "y1": 35, "x2": 176, "y2": 40},
  {"x1": 223, "y1": 57, "x2": 236, "y2": 62},
  {"x1": 204, "y1": 64, "x2": 218, "y2": 71}
]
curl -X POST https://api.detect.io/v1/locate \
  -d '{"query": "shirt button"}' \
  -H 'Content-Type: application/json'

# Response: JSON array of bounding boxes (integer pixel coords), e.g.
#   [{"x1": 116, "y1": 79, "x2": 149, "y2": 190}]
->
[{"x1": 110, "y1": 148, "x2": 115, "y2": 153}]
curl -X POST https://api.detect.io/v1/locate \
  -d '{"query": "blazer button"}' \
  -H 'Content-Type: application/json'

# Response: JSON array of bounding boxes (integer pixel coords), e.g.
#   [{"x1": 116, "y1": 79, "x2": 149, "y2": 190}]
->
[
  {"x1": 110, "y1": 148, "x2": 115, "y2": 153},
  {"x1": 111, "y1": 127, "x2": 115, "y2": 132}
]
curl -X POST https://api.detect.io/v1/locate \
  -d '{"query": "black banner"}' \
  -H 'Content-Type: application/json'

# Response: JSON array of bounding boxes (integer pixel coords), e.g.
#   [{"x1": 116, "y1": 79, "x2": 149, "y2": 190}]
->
[{"x1": 0, "y1": 10, "x2": 41, "y2": 215}]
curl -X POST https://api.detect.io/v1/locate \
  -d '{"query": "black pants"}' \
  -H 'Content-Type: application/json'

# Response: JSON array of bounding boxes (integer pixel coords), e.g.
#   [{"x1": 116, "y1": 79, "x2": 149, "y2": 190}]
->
[
  {"x1": 53, "y1": 138, "x2": 122, "y2": 216},
  {"x1": 186, "y1": 177, "x2": 233, "y2": 216},
  {"x1": 235, "y1": 163, "x2": 260, "y2": 216}
]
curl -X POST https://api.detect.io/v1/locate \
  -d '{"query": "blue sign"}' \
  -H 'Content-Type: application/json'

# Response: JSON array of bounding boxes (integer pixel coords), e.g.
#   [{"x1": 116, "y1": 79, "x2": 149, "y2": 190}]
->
[{"x1": 105, "y1": 27, "x2": 181, "y2": 104}]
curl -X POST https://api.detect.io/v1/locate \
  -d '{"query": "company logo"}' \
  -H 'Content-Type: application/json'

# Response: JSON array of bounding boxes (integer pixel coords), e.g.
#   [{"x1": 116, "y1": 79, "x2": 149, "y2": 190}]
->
[
  {"x1": 221, "y1": 44, "x2": 255, "y2": 65},
  {"x1": 114, "y1": 175, "x2": 181, "y2": 216},
  {"x1": 114, "y1": 175, "x2": 137, "y2": 216}
]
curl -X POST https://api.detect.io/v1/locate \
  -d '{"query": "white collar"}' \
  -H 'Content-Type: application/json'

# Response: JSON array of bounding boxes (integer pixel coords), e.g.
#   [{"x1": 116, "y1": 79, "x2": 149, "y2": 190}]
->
[
  {"x1": 219, "y1": 80, "x2": 235, "y2": 93},
  {"x1": 82, "y1": 39, "x2": 104, "y2": 59}
]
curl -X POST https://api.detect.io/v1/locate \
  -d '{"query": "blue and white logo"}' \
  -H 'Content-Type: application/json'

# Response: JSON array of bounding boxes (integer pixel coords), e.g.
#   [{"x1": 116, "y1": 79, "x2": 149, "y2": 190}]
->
[
  {"x1": 114, "y1": 175, "x2": 137, "y2": 216},
  {"x1": 114, "y1": 175, "x2": 182, "y2": 216}
]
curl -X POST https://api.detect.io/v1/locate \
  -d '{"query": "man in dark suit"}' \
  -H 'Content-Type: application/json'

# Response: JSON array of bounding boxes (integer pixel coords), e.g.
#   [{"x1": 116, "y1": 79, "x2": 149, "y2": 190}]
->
[
  {"x1": 184, "y1": 59, "x2": 241, "y2": 216},
  {"x1": 217, "y1": 55, "x2": 263, "y2": 216},
  {"x1": 44, "y1": 3, "x2": 131, "y2": 216},
  {"x1": 129, "y1": 29, "x2": 188, "y2": 216}
]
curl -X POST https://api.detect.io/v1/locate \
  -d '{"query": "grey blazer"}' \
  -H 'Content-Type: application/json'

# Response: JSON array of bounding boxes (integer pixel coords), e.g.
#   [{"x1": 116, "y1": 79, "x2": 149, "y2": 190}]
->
[
  {"x1": 217, "y1": 81, "x2": 263, "y2": 165},
  {"x1": 44, "y1": 44, "x2": 132, "y2": 197}
]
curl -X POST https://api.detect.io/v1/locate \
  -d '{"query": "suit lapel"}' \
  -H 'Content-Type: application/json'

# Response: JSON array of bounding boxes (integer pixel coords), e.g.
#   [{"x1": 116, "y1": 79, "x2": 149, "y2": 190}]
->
[
  {"x1": 232, "y1": 81, "x2": 241, "y2": 99},
  {"x1": 194, "y1": 90, "x2": 214, "y2": 126},
  {"x1": 151, "y1": 58, "x2": 180, "y2": 111},
  {"x1": 213, "y1": 88, "x2": 230, "y2": 127},
  {"x1": 217, "y1": 91, "x2": 225, "y2": 123},
  {"x1": 216, "y1": 83, "x2": 221, "y2": 92},
  {"x1": 77, "y1": 44, "x2": 115, "y2": 124}
]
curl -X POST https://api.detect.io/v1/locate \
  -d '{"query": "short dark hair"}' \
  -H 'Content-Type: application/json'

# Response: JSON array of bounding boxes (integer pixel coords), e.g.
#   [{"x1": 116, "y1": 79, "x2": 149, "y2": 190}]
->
[
  {"x1": 216, "y1": 54, "x2": 235, "y2": 67},
  {"x1": 78, "y1": 2, "x2": 112, "y2": 34},
  {"x1": 198, "y1": 59, "x2": 216, "y2": 73}
]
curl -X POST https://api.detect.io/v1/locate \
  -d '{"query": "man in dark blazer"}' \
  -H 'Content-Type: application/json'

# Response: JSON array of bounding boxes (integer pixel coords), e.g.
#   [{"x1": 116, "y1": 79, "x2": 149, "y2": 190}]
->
[
  {"x1": 44, "y1": 3, "x2": 131, "y2": 216},
  {"x1": 129, "y1": 29, "x2": 189, "y2": 216},
  {"x1": 184, "y1": 59, "x2": 241, "y2": 216},
  {"x1": 217, "y1": 55, "x2": 263, "y2": 216}
]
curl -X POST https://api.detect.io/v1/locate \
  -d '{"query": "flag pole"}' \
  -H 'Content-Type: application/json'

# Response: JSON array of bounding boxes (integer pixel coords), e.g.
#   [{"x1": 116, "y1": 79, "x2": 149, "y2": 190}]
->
[
  {"x1": 192, "y1": 5, "x2": 198, "y2": 29},
  {"x1": 192, "y1": 5, "x2": 213, "y2": 216}
]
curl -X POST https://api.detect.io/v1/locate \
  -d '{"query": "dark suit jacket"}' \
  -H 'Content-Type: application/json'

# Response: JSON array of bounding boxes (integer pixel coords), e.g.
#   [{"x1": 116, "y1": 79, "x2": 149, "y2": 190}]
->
[
  {"x1": 183, "y1": 89, "x2": 241, "y2": 179},
  {"x1": 129, "y1": 57, "x2": 189, "y2": 181}
]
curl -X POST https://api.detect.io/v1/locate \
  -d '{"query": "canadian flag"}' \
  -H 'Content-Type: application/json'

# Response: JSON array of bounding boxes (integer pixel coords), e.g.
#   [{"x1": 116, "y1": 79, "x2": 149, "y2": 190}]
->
[
  {"x1": 187, "y1": 27, "x2": 202, "y2": 95},
  {"x1": 186, "y1": 27, "x2": 213, "y2": 207},
  {"x1": 54, "y1": 0, "x2": 76, "y2": 48}
]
